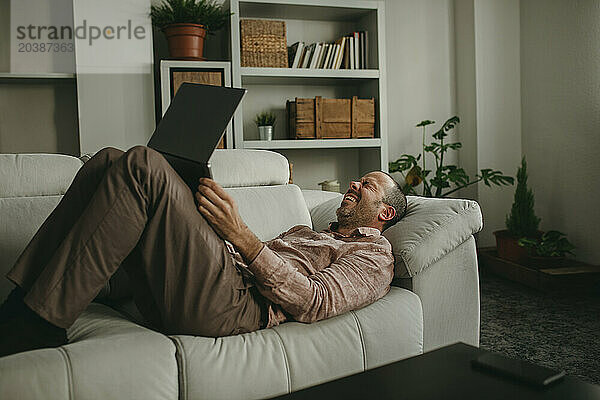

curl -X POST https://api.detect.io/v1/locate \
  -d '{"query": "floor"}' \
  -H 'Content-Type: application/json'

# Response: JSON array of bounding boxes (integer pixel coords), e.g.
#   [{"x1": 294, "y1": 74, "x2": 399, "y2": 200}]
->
[{"x1": 479, "y1": 271, "x2": 600, "y2": 385}]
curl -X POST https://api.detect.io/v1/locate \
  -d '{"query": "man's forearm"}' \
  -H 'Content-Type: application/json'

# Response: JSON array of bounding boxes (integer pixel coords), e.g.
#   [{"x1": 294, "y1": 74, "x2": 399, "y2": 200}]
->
[{"x1": 233, "y1": 227, "x2": 264, "y2": 264}]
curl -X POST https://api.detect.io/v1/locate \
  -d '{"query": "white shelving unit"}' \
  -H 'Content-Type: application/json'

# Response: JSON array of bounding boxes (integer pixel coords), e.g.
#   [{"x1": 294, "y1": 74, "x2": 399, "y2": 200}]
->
[
  {"x1": 0, "y1": 73, "x2": 76, "y2": 80},
  {"x1": 229, "y1": 0, "x2": 387, "y2": 190}
]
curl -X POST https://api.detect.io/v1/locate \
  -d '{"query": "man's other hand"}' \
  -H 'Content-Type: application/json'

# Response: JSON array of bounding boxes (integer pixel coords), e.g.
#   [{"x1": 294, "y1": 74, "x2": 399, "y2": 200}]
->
[{"x1": 195, "y1": 178, "x2": 263, "y2": 264}]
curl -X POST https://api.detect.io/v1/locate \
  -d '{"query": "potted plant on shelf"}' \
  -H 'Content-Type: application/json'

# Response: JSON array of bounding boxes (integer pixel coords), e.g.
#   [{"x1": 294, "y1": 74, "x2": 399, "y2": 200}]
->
[
  {"x1": 518, "y1": 231, "x2": 575, "y2": 269},
  {"x1": 389, "y1": 116, "x2": 514, "y2": 197},
  {"x1": 151, "y1": 0, "x2": 231, "y2": 60},
  {"x1": 494, "y1": 157, "x2": 541, "y2": 264},
  {"x1": 255, "y1": 112, "x2": 276, "y2": 141}
]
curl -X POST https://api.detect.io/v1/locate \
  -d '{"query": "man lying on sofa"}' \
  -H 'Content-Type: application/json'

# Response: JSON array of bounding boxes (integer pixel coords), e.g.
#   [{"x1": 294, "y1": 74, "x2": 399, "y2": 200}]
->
[{"x1": 0, "y1": 146, "x2": 407, "y2": 357}]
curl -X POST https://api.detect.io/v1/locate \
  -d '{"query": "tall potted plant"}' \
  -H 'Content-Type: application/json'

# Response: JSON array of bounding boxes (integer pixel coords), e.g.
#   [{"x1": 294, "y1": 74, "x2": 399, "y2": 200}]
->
[
  {"x1": 151, "y1": 0, "x2": 231, "y2": 60},
  {"x1": 389, "y1": 116, "x2": 514, "y2": 197},
  {"x1": 495, "y1": 157, "x2": 540, "y2": 263}
]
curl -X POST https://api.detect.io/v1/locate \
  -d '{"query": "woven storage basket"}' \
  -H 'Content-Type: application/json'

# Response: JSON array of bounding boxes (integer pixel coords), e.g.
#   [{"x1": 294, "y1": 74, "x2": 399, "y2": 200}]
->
[{"x1": 240, "y1": 19, "x2": 288, "y2": 68}]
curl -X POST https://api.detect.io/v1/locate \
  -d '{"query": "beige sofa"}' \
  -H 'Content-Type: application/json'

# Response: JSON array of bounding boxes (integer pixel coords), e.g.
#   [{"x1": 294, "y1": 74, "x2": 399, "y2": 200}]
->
[{"x1": 0, "y1": 149, "x2": 482, "y2": 399}]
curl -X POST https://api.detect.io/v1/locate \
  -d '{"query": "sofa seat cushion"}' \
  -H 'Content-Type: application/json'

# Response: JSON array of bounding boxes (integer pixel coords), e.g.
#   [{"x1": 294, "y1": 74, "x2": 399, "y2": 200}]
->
[
  {"x1": 226, "y1": 184, "x2": 312, "y2": 241},
  {"x1": 171, "y1": 287, "x2": 422, "y2": 400},
  {"x1": 0, "y1": 303, "x2": 179, "y2": 400}
]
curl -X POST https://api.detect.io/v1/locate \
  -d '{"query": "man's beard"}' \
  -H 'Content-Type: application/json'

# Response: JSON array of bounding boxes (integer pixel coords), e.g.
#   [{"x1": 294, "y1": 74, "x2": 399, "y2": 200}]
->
[{"x1": 336, "y1": 199, "x2": 380, "y2": 230}]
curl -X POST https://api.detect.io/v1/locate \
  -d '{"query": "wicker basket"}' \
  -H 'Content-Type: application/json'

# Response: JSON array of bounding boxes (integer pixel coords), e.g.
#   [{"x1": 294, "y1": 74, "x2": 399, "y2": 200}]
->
[{"x1": 240, "y1": 19, "x2": 288, "y2": 68}]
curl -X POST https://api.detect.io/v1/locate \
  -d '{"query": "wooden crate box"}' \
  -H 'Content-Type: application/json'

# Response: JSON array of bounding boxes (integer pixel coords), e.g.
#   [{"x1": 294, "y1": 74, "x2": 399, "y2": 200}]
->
[{"x1": 287, "y1": 96, "x2": 375, "y2": 139}]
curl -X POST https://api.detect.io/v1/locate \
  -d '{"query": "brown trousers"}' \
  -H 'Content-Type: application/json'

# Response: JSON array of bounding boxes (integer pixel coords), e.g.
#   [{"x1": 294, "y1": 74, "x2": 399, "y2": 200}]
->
[{"x1": 6, "y1": 146, "x2": 266, "y2": 337}]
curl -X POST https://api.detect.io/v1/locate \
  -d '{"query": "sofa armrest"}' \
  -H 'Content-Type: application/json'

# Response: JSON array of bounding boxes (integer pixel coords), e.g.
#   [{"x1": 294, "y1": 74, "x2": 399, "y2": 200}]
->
[
  {"x1": 384, "y1": 196, "x2": 483, "y2": 278},
  {"x1": 306, "y1": 195, "x2": 483, "y2": 351},
  {"x1": 394, "y1": 236, "x2": 480, "y2": 351}
]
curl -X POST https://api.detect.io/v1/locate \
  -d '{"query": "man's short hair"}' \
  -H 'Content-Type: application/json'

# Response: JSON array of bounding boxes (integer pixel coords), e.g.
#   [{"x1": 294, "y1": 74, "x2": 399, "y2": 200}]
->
[{"x1": 381, "y1": 172, "x2": 407, "y2": 231}]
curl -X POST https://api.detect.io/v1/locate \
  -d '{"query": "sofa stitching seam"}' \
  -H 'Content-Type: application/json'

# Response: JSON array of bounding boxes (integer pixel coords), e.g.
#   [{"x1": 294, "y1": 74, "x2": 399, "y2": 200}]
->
[
  {"x1": 350, "y1": 310, "x2": 367, "y2": 371},
  {"x1": 169, "y1": 336, "x2": 187, "y2": 400},
  {"x1": 272, "y1": 329, "x2": 292, "y2": 393},
  {"x1": 57, "y1": 346, "x2": 74, "y2": 400}
]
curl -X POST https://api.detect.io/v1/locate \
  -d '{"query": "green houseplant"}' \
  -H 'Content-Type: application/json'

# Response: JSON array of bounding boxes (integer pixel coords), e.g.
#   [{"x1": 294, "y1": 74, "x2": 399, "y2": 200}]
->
[
  {"x1": 255, "y1": 111, "x2": 276, "y2": 141},
  {"x1": 518, "y1": 231, "x2": 575, "y2": 268},
  {"x1": 494, "y1": 157, "x2": 541, "y2": 263},
  {"x1": 389, "y1": 116, "x2": 514, "y2": 197},
  {"x1": 151, "y1": 0, "x2": 231, "y2": 60}
]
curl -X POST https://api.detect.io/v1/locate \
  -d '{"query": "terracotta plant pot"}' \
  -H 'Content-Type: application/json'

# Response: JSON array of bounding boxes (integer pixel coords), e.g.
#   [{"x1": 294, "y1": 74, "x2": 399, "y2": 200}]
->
[
  {"x1": 493, "y1": 230, "x2": 530, "y2": 264},
  {"x1": 163, "y1": 23, "x2": 207, "y2": 60}
]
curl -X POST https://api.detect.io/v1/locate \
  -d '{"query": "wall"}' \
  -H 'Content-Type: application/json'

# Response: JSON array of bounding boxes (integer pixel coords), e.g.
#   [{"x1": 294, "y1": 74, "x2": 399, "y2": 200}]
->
[
  {"x1": 384, "y1": 0, "x2": 458, "y2": 183},
  {"x1": 520, "y1": 0, "x2": 600, "y2": 264},
  {"x1": 0, "y1": 0, "x2": 80, "y2": 155},
  {"x1": 472, "y1": 0, "x2": 522, "y2": 246}
]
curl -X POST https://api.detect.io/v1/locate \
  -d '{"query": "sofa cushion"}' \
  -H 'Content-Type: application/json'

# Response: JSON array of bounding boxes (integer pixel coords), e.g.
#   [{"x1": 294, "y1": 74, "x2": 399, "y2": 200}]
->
[
  {"x1": 0, "y1": 154, "x2": 82, "y2": 198},
  {"x1": 0, "y1": 303, "x2": 179, "y2": 400},
  {"x1": 306, "y1": 195, "x2": 483, "y2": 278},
  {"x1": 306, "y1": 194, "x2": 343, "y2": 233},
  {"x1": 301, "y1": 189, "x2": 343, "y2": 212},
  {"x1": 211, "y1": 149, "x2": 289, "y2": 188},
  {"x1": 385, "y1": 196, "x2": 483, "y2": 278},
  {"x1": 226, "y1": 184, "x2": 312, "y2": 241},
  {"x1": 171, "y1": 287, "x2": 422, "y2": 399}
]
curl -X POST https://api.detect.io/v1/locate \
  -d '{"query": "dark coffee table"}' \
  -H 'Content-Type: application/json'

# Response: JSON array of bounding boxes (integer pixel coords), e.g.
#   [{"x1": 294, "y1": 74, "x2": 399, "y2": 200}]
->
[{"x1": 275, "y1": 342, "x2": 600, "y2": 399}]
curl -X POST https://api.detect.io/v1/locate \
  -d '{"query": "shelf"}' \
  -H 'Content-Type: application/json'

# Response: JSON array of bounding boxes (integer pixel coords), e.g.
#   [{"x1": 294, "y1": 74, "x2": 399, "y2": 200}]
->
[
  {"x1": 243, "y1": 138, "x2": 381, "y2": 149},
  {"x1": 239, "y1": 0, "x2": 378, "y2": 21},
  {"x1": 241, "y1": 68, "x2": 379, "y2": 85},
  {"x1": 0, "y1": 73, "x2": 76, "y2": 80}
]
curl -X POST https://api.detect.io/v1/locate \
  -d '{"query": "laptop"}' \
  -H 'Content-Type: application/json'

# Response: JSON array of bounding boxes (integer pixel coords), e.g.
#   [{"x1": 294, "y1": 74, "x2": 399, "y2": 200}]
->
[{"x1": 147, "y1": 82, "x2": 246, "y2": 192}]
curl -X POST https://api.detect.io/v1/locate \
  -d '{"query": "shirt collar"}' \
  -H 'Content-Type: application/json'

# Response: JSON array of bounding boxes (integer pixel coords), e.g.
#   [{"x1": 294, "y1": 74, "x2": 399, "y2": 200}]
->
[{"x1": 326, "y1": 222, "x2": 381, "y2": 238}]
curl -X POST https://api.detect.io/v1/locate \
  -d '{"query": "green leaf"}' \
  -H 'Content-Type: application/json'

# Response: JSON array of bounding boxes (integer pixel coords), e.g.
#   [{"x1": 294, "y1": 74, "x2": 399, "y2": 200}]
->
[
  {"x1": 416, "y1": 120, "x2": 435, "y2": 127},
  {"x1": 389, "y1": 154, "x2": 420, "y2": 172},
  {"x1": 151, "y1": 0, "x2": 232, "y2": 32},
  {"x1": 446, "y1": 166, "x2": 470, "y2": 186},
  {"x1": 432, "y1": 116, "x2": 460, "y2": 140}
]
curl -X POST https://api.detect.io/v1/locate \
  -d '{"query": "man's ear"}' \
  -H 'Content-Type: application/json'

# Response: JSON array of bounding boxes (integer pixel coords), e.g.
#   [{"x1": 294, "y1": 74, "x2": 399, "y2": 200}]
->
[{"x1": 378, "y1": 204, "x2": 396, "y2": 222}]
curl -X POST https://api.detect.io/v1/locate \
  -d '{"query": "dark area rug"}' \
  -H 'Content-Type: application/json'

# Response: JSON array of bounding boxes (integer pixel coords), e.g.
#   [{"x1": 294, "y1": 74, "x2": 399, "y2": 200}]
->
[{"x1": 479, "y1": 271, "x2": 600, "y2": 385}]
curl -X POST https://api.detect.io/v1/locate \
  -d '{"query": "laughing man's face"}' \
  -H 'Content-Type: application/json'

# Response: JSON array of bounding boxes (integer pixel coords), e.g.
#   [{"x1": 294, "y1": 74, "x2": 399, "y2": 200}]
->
[{"x1": 336, "y1": 171, "x2": 393, "y2": 228}]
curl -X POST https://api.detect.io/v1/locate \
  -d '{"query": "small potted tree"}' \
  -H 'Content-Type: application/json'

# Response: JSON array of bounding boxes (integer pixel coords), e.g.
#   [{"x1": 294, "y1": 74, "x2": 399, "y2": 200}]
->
[
  {"x1": 255, "y1": 112, "x2": 276, "y2": 141},
  {"x1": 494, "y1": 157, "x2": 541, "y2": 264},
  {"x1": 151, "y1": 0, "x2": 231, "y2": 60}
]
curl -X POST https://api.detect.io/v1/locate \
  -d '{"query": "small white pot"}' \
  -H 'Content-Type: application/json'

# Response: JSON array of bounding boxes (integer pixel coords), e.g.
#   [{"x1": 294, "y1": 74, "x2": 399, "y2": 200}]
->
[{"x1": 258, "y1": 125, "x2": 273, "y2": 141}]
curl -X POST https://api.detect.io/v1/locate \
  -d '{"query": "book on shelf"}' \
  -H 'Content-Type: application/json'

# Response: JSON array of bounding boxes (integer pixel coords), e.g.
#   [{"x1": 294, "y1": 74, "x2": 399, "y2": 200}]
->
[
  {"x1": 342, "y1": 37, "x2": 350, "y2": 69},
  {"x1": 363, "y1": 31, "x2": 368, "y2": 69},
  {"x1": 288, "y1": 42, "x2": 304, "y2": 68},
  {"x1": 318, "y1": 43, "x2": 328, "y2": 68},
  {"x1": 318, "y1": 44, "x2": 329, "y2": 68},
  {"x1": 302, "y1": 43, "x2": 315, "y2": 68},
  {"x1": 353, "y1": 32, "x2": 360, "y2": 69},
  {"x1": 349, "y1": 36, "x2": 355, "y2": 69},
  {"x1": 309, "y1": 43, "x2": 322, "y2": 69},
  {"x1": 286, "y1": 30, "x2": 368, "y2": 70}
]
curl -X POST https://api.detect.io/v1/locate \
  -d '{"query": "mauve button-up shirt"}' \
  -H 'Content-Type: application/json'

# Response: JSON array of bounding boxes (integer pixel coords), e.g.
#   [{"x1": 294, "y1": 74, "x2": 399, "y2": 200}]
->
[{"x1": 232, "y1": 223, "x2": 395, "y2": 328}]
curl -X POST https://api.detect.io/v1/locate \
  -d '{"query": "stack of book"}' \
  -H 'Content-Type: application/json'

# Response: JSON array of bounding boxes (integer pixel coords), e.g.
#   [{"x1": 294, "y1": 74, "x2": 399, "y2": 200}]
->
[{"x1": 287, "y1": 31, "x2": 368, "y2": 69}]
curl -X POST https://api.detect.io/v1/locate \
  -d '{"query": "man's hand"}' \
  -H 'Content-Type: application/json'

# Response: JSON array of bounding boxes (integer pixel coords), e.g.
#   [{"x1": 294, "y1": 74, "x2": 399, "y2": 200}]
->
[{"x1": 195, "y1": 178, "x2": 264, "y2": 264}]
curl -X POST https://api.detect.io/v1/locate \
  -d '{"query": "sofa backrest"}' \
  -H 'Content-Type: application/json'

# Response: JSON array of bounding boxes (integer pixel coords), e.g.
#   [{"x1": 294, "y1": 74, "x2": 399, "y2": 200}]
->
[
  {"x1": 0, "y1": 150, "x2": 311, "y2": 302},
  {"x1": 210, "y1": 149, "x2": 312, "y2": 241},
  {"x1": 0, "y1": 154, "x2": 84, "y2": 302}
]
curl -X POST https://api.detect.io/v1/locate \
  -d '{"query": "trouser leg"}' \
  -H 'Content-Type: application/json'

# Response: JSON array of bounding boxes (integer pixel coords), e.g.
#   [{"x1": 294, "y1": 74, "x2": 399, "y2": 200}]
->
[
  {"x1": 7, "y1": 147, "x2": 125, "y2": 291},
  {"x1": 9, "y1": 146, "x2": 264, "y2": 336}
]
